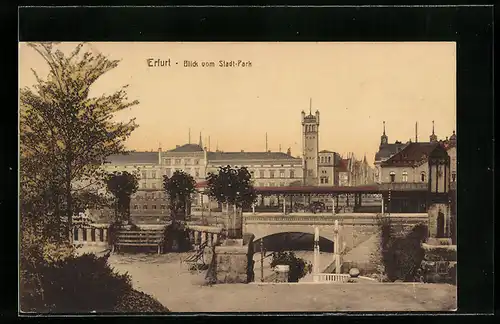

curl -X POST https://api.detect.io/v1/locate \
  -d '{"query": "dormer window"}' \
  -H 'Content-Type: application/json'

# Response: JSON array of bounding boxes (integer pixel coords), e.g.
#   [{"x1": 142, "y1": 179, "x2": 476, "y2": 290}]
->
[
  {"x1": 389, "y1": 171, "x2": 396, "y2": 183},
  {"x1": 421, "y1": 172, "x2": 426, "y2": 182}
]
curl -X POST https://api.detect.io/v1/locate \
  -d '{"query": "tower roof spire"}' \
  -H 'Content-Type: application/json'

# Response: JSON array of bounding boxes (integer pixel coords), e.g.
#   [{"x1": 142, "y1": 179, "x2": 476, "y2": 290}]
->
[
  {"x1": 198, "y1": 132, "x2": 203, "y2": 147},
  {"x1": 432, "y1": 120, "x2": 435, "y2": 135},
  {"x1": 309, "y1": 98, "x2": 312, "y2": 115},
  {"x1": 383, "y1": 121, "x2": 386, "y2": 135}
]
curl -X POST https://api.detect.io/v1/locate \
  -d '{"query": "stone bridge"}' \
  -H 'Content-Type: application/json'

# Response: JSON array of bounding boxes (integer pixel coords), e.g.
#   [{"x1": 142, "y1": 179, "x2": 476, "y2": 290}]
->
[{"x1": 243, "y1": 213, "x2": 428, "y2": 251}]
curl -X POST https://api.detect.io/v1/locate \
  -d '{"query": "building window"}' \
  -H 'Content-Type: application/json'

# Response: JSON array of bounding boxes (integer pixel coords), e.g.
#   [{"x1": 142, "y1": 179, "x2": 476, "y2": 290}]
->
[
  {"x1": 143, "y1": 205, "x2": 148, "y2": 210},
  {"x1": 133, "y1": 205, "x2": 138, "y2": 210},
  {"x1": 151, "y1": 192, "x2": 155, "y2": 199},
  {"x1": 279, "y1": 169, "x2": 285, "y2": 178},
  {"x1": 421, "y1": 172, "x2": 426, "y2": 182},
  {"x1": 290, "y1": 170, "x2": 295, "y2": 178},
  {"x1": 402, "y1": 171, "x2": 408, "y2": 182},
  {"x1": 165, "y1": 159, "x2": 171, "y2": 165},
  {"x1": 161, "y1": 204, "x2": 166, "y2": 210},
  {"x1": 270, "y1": 182, "x2": 275, "y2": 187},
  {"x1": 151, "y1": 171, "x2": 156, "y2": 178},
  {"x1": 186, "y1": 159, "x2": 192, "y2": 165},
  {"x1": 194, "y1": 159, "x2": 200, "y2": 165},
  {"x1": 259, "y1": 170, "x2": 265, "y2": 178},
  {"x1": 152, "y1": 183, "x2": 156, "y2": 190},
  {"x1": 195, "y1": 169, "x2": 200, "y2": 177},
  {"x1": 250, "y1": 170, "x2": 255, "y2": 178},
  {"x1": 308, "y1": 170, "x2": 313, "y2": 176},
  {"x1": 141, "y1": 171, "x2": 147, "y2": 179},
  {"x1": 175, "y1": 159, "x2": 181, "y2": 165},
  {"x1": 269, "y1": 170, "x2": 275, "y2": 178},
  {"x1": 152, "y1": 205, "x2": 157, "y2": 210},
  {"x1": 186, "y1": 168, "x2": 192, "y2": 175},
  {"x1": 389, "y1": 171, "x2": 395, "y2": 183},
  {"x1": 452, "y1": 172, "x2": 456, "y2": 182},
  {"x1": 165, "y1": 168, "x2": 171, "y2": 177},
  {"x1": 328, "y1": 156, "x2": 331, "y2": 163}
]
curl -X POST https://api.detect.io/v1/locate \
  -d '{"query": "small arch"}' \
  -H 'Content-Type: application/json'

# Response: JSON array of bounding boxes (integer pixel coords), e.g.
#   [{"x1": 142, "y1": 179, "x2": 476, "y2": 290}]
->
[
  {"x1": 253, "y1": 232, "x2": 335, "y2": 253},
  {"x1": 389, "y1": 171, "x2": 396, "y2": 183},
  {"x1": 421, "y1": 171, "x2": 426, "y2": 182}
]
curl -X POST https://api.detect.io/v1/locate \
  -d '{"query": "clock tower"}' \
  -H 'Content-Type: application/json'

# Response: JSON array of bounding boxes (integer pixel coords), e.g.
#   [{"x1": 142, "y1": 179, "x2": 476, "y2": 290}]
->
[{"x1": 301, "y1": 100, "x2": 320, "y2": 186}]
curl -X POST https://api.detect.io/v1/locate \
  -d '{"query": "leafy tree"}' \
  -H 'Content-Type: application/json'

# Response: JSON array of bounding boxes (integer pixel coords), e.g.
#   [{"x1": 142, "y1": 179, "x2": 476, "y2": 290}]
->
[
  {"x1": 270, "y1": 251, "x2": 312, "y2": 282},
  {"x1": 163, "y1": 170, "x2": 196, "y2": 222},
  {"x1": 20, "y1": 42, "x2": 139, "y2": 242},
  {"x1": 206, "y1": 165, "x2": 257, "y2": 238},
  {"x1": 105, "y1": 171, "x2": 139, "y2": 223}
]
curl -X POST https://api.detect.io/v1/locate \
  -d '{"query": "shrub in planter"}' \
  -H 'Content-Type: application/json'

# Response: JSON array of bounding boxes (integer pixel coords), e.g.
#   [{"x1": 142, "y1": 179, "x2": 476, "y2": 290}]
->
[
  {"x1": 162, "y1": 221, "x2": 192, "y2": 252},
  {"x1": 269, "y1": 251, "x2": 312, "y2": 282}
]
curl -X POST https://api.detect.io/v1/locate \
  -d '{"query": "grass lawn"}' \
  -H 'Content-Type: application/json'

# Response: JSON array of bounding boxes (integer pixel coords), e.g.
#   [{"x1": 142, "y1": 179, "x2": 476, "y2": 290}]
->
[{"x1": 107, "y1": 253, "x2": 457, "y2": 312}]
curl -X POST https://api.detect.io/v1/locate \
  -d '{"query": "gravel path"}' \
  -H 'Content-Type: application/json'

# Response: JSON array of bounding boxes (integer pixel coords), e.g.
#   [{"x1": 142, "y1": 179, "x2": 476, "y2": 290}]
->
[{"x1": 107, "y1": 253, "x2": 456, "y2": 312}]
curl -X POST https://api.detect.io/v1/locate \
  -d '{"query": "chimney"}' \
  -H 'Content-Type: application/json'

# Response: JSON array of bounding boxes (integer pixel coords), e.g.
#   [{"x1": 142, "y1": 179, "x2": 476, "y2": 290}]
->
[
  {"x1": 241, "y1": 149, "x2": 244, "y2": 152},
  {"x1": 265, "y1": 132, "x2": 268, "y2": 152},
  {"x1": 158, "y1": 143, "x2": 162, "y2": 165},
  {"x1": 415, "y1": 121, "x2": 418, "y2": 143},
  {"x1": 287, "y1": 147, "x2": 291, "y2": 156},
  {"x1": 176, "y1": 145, "x2": 180, "y2": 148}
]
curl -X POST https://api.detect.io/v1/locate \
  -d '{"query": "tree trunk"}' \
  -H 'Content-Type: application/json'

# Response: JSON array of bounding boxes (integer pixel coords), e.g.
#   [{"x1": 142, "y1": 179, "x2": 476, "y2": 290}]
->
[{"x1": 65, "y1": 174, "x2": 73, "y2": 244}]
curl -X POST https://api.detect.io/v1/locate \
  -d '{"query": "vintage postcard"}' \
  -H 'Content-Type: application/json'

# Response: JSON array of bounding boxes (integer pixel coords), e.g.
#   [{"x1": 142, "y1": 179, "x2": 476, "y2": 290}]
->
[{"x1": 19, "y1": 42, "x2": 457, "y2": 313}]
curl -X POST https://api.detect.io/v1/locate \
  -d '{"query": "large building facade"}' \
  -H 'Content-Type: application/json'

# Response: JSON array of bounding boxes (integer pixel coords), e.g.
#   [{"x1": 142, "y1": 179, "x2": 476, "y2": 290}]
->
[{"x1": 375, "y1": 121, "x2": 457, "y2": 186}]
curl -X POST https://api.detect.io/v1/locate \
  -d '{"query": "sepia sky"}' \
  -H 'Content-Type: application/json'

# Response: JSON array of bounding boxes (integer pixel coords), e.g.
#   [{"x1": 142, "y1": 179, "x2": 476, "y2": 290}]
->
[{"x1": 19, "y1": 42, "x2": 456, "y2": 165}]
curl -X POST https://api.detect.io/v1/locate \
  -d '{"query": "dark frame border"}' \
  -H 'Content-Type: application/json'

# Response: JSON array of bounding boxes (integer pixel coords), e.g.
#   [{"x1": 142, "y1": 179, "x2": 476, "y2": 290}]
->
[{"x1": 14, "y1": 5, "x2": 494, "y2": 316}]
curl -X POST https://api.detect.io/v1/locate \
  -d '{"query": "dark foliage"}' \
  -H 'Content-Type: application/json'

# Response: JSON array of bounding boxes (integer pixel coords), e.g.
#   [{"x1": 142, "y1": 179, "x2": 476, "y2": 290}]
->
[
  {"x1": 105, "y1": 171, "x2": 139, "y2": 223},
  {"x1": 163, "y1": 170, "x2": 196, "y2": 222},
  {"x1": 162, "y1": 221, "x2": 192, "y2": 252},
  {"x1": 378, "y1": 217, "x2": 428, "y2": 282},
  {"x1": 269, "y1": 251, "x2": 312, "y2": 282},
  {"x1": 21, "y1": 253, "x2": 129, "y2": 312},
  {"x1": 114, "y1": 289, "x2": 170, "y2": 312},
  {"x1": 206, "y1": 165, "x2": 257, "y2": 209}
]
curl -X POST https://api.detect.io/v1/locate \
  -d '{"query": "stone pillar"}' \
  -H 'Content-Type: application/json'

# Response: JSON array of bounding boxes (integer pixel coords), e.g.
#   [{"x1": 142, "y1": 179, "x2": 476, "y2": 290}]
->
[
  {"x1": 78, "y1": 228, "x2": 84, "y2": 242},
  {"x1": 194, "y1": 230, "x2": 199, "y2": 245},
  {"x1": 313, "y1": 227, "x2": 320, "y2": 282},
  {"x1": 381, "y1": 195, "x2": 385, "y2": 214},
  {"x1": 213, "y1": 233, "x2": 218, "y2": 245},
  {"x1": 201, "y1": 232, "x2": 207, "y2": 246},
  {"x1": 332, "y1": 196, "x2": 336, "y2": 215},
  {"x1": 333, "y1": 220, "x2": 341, "y2": 274},
  {"x1": 87, "y1": 228, "x2": 93, "y2": 242},
  {"x1": 96, "y1": 228, "x2": 103, "y2": 242},
  {"x1": 252, "y1": 203, "x2": 255, "y2": 214},
  {"x1": 213, "y1": 234, "x2": 255, "y2": 283},
  {"x1": 282, "y1": 195, "x2": 286, "y2": 215},
  {"x1": 103, "y1": 227, "x2": 108, "y2": 243}
]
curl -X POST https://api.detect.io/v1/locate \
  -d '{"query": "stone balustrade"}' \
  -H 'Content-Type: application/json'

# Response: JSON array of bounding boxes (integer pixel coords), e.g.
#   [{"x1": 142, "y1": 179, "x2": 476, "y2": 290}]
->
[
  {"x1": 244, "y1": 213, "x2": 428, "y2": 226},
  {"x1": 186, "y1": 225, "x2": 224, "y2": 248},
  {"x1": 74, "y1": 224, "x2": 109, "y2": 247},
  {"x1": 313, "y1": 273, "x2": 350, "y2": 283}
]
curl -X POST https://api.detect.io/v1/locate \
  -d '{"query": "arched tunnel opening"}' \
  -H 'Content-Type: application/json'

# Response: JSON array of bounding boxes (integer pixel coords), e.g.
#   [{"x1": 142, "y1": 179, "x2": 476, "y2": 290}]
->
[{"x1": 252, "y1": 232, "x2": 334, "y2": 253}]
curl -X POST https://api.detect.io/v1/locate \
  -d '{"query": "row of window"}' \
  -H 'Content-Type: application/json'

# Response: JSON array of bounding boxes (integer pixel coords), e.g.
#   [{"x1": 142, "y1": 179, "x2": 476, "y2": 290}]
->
[
  {"x1": 319, "y1": 156, "x2": 333, "y2": 164},
  {"x1": 164, "y1": 158, "x2": 200, "y2": 166},
  {"x1": 388, "y1": 171, "x2": 457, "y2": 183},
  {"x1": 133, "y1": 204, "x2": 167, "y2": 210},
  {"x1": 304, "y1": 125, "x2": 317, "y2": 133}
]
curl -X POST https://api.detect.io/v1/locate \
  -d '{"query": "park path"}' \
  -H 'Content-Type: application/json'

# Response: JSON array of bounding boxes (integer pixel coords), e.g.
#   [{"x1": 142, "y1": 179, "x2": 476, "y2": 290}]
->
[{"x1": 341, "y1": 232, "x2": 380, "y2": 265}]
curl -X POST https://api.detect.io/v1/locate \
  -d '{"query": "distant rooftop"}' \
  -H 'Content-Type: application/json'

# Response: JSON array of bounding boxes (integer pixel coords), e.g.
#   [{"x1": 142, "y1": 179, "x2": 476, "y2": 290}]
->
[
  {"x1": 105, "y1": 151, "x2": 158, "y2": 165},
  {"x1": 207, "y1": 151, "x2": 300, "y2": 161},
  {"x1": 167, "y1": 144, "x2": 204, "y2": 153}
]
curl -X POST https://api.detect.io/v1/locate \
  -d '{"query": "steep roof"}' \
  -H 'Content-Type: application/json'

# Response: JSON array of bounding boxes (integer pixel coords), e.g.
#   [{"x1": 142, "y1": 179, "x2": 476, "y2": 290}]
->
[
  {"x1": 105, "y1": 151, "x2": 158, "y2": 165},
  {"x1": 168, "y1": 144, "x2": 204, "y2": 153},
  {"x1": 207, "y1": 151, "x2": 300, "y2": 162},
  {"x1": 381, "y1": 142, "x2": 441, "y2": 167},
  {"x1": 374, "y1": 142, "x2": 408, "y2": 163},
  {"x1": 337, "y1": 159, "x2": 349, "y2": 173}
]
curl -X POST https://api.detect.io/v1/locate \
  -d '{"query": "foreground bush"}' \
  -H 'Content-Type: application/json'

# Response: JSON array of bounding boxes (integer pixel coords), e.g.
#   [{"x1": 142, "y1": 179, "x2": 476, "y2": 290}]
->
[
  {"x1": 20, "y1": 247, "x2": 169, "y2": 313},
  {"x1": 270, "y1": 251, "x2": 312, "y2": 282},
  {"x1": 378, "y1": 217, "x2": 428, "y2": 282},
  {"x1": 114, "y1": 289, "x2": 170, "y2": 312},
  {"x1": 163, "y1": 221, "x2": 192, "y2": 252}
]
